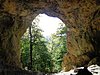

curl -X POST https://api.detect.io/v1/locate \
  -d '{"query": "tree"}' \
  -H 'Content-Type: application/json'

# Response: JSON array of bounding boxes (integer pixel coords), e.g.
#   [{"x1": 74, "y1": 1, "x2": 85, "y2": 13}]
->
[
  {"x1": 21, "y1": 15, "x2": 67, "y2": 72},
  {"x1": 21, "y1": 17, "x2": 53, "y2": 72},
  {"x1": 47, "y1": 23, "x2": 67, "y2": 72},
  {"x1": 31, "y1": 22, "x2": 52, "y2": 72}
]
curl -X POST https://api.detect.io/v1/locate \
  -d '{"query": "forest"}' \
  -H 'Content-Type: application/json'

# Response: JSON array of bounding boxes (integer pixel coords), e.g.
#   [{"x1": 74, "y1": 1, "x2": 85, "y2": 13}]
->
[{"x1": 20, "y1": 16, "x2": 67, "y2": 73}]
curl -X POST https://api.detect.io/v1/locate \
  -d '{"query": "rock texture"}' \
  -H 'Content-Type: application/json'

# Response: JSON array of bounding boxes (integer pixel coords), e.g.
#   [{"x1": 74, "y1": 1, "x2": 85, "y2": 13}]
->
[
  {"x1": 0, "y1": 0, "x2": 100, "y2": 71},
  {"x1": 61, "y1": 0, "x2": 100, "y2": 71}
]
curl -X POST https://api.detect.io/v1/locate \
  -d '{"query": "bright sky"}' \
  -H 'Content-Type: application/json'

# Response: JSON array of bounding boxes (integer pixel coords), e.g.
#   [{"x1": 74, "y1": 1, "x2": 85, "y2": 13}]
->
[{"x1": 32, "y1": 14, "x2": 65, "y2": 37}]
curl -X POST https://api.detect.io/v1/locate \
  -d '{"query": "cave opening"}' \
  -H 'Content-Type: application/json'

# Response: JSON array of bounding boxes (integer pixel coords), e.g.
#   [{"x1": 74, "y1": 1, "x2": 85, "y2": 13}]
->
[{"x1": 20, "y1": 13, "x2": 67, "y2": 72}]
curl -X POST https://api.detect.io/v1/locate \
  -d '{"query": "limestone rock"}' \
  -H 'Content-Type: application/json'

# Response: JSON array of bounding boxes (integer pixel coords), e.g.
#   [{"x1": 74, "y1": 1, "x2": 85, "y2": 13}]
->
[{"x1": 62, "y1": 53, "x2": 90, "y2": 71}]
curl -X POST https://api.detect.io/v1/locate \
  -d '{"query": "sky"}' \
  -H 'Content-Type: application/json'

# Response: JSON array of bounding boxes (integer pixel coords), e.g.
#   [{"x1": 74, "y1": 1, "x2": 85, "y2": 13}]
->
[{"x1": 32, "y1": 14, "x2": 64, "y2": 37}]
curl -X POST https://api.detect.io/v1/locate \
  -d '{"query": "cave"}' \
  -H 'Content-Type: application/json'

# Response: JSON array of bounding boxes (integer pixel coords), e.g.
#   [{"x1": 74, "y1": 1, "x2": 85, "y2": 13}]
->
[{"x1": 0, "y1": 0, "x2": 100, "y2": 72}]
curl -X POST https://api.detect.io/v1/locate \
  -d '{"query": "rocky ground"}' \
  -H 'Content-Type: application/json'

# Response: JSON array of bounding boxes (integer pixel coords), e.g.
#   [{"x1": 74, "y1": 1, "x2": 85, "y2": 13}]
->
[{"x1": 52, "y1": 65, "x2": 100, "y2": 75}]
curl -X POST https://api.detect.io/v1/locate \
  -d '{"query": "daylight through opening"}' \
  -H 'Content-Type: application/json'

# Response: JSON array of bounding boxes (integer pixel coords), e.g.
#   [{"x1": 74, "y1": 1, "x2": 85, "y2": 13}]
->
[{"x1": 20, "y1": 13, "x2": 67, "y2": 72}]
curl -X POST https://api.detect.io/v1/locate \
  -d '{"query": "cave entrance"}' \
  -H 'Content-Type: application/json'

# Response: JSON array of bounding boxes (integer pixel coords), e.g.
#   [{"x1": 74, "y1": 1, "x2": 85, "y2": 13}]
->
[{"x1": 21, "y1": 13, "x2": 67, "y2": 72}]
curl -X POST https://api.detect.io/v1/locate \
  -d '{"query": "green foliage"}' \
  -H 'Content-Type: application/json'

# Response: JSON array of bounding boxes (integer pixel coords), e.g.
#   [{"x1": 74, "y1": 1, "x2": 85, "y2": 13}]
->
[
  {"x1": 20, "y1": 20, "x2": 67, "y2": 72},
  {"x1": 47, "y1": 24, "x2": 67, "y2": 72},
  {"x1": 21, "y1": 30, "x2": 30, "y2": 67},
  {"x1": 31, "y1": 21, "x2": 53, "y2": 72},
  {"x1": 21, "y1": 23, "x2": 53, "y2": 72}
]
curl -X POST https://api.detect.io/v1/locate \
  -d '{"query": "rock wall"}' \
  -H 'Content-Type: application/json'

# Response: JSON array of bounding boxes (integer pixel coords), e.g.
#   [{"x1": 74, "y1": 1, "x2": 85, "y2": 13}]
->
[
  {"x1": 0, "y1": 0, "x2": 32, "y2": 69},
  {"x1": 60, "y1": 0, "x2": 100, "y2": 71},
  {"x1": 0, "y1": 0, "x2": 100, "y2": 71}
]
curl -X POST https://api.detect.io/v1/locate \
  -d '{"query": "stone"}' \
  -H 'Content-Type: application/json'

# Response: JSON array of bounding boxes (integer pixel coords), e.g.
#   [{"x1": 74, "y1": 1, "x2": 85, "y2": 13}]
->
[
  {"x1": 62, "y1": 53, "x2": 90, "y2": 71},
  {"x1": 88, "y1": 57, "x2": 100, "y2": 66}
]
